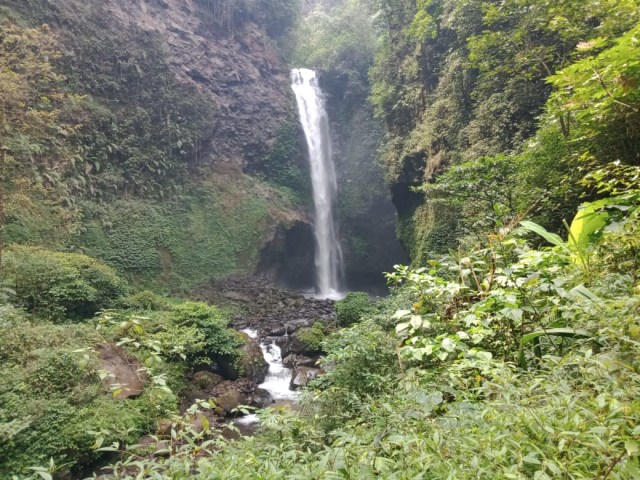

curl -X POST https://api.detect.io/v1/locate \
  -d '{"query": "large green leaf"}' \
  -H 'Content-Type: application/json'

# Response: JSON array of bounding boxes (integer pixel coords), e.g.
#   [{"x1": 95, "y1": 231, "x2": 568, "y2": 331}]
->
[
  {"x1": 521, "y1": 328, "x2": 591, "y2": 345},
  {"x1": 520, "y1": 221, "x2": 569, "y2": 251},
  {"x1": 568, "y1": 203, "x2": 609, "y2": 250},
  {"x1": 518, "y1": 328, "x2": 591, "y2": 368}
]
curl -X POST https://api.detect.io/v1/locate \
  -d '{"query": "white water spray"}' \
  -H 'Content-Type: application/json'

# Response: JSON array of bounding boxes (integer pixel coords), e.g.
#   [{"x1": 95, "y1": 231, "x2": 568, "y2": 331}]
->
[
  {"x1": 291, "y1": 68, "x2": 344, "y2": 299},
  {"x1": 243, "y1": 329, "x2": 298, "y2": 402}
]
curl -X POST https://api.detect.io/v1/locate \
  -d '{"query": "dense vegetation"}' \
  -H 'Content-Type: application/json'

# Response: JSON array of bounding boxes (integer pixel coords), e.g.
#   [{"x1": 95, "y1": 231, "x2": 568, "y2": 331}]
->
[
  {"x1": 1, "y1": 0, "x2": 639, "y2": 478},
  {"x1": 93, "y1": 181, "x2": 640, "y2": 479},
  {"x1": 0, "y1": 259, "x2": 243, "y2": 477},
  {"x1": 0, "y1": 0, "x2": 304, "y2": 290}
]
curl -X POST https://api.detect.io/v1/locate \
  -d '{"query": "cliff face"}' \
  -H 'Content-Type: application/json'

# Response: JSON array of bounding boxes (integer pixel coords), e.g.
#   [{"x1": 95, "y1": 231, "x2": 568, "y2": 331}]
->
[
  {"x1": 3, "y1": 0, "x2": 312, "y2": 290},
  {"x1": 44, "y1": 0, "x2": 294, "y2": 168},
  {"x1": 325, "y1": 88, "x2": 407, "y2": 292},
  {"x1": 103, "y1": 0, "x2": 292, "y2": 167}
]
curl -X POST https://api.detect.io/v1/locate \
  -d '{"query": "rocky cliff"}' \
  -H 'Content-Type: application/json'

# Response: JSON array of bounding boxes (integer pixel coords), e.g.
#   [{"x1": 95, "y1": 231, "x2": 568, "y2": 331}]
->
[
  {"x1": 3, "y1": 0, "x2": 312, "y2": 290},
  {"x1": 102, "y1": 0, "x2": 293, "y2": 168},
  {"x1": 24, "y1": 0, "x2": 294, "y2": 168}
]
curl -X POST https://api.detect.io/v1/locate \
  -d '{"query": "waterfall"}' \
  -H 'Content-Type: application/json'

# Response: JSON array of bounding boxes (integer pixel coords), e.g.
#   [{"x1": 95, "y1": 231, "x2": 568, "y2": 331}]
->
[{"x1": 291, "y1": 68, "x2": 344, "y2": 299}]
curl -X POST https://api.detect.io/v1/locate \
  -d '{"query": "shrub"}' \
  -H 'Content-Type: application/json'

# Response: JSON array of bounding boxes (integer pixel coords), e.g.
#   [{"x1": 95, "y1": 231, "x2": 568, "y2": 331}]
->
[
  {"x1": 2, "y1": 246, "x2": 128, "y2": 320},
  {"x1": 295, "y1": 322, "x2": 325, "y2": 353},
  {"x1": 170, "y1": 302, "x2": 242, "y2": 365},
  {"x1": 335, "y1": 291, "x2": 373, "y2": 327},
  {"x1": 125, "y1": 290, "x2": 169, "y2": 311},
  {"x1": 27, "y1": 350, "x2": 96, "y2": 396}
]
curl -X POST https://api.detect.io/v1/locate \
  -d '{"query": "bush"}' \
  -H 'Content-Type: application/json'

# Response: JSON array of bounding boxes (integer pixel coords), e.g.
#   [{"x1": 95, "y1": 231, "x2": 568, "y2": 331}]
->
[
  {"x1": 335, "y1": 292, "x2": 373, "y2": 327},
  {"x1": 27, "y1": 350, "x2": 96, "y2": 396},
  {"x1": 125, "y1": 290, "x2": 169, "y2": 311},
  {"x1": 294, "y1": 322, "x2": 325, "y2": 353},
  {"x1": 2, "y1": 246, "x2": 128, "y2": 320},
  {"x1": 0, "y1": 311, "x2": 153, "y2": 478},
  {"x1": 170, "y1": 302, "x2": 242, "y2": 365}
]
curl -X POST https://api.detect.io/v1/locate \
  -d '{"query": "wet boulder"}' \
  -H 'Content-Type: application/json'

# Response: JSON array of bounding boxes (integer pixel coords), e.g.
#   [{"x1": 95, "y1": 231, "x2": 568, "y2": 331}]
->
[
  {"x1": 275, "y1": 335, "x2": 306, "y2": 359},
  {"x1": 282, "y1": 354, "x2": 318, "y2": 368},
  {"x1": 211, "y1": 378, "x2": 256, "y2": 417},
  {"x1": 192, "y1": 371, "x2": 223, "y2": 390},
  {"x1": 290, "y1": 366, "x2": 323, "y2": 390},
  {"x1": 276, "y1": 323, "x2": 325, "y2": 358},
  {"x1": 252, "y1": 388, "x2": 274, "y2": 408},
  {"x1": 218, "y1": 332, "x2": 268, "y2": 383}
]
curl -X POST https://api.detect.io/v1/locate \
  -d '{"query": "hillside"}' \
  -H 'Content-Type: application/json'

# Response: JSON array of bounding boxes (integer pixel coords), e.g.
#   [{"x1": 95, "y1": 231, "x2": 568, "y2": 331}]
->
[{"x1": 0, "y1": 0, "x2": 639, "y2": 478}]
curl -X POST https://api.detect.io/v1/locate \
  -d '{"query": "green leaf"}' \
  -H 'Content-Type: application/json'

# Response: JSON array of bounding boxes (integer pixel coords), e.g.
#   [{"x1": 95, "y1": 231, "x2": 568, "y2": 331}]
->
[
  {"x1": 201, "y1": 415, "x2": 210, "y2": 432},
  {"x1": 521, "y1": 328, "x2": 591, "y2": 345},
  {"x1": 520, "y1": 221, "x2": 569, "y2": 251},
  {"x1": 570, "y1": 284, "x2": 601, "y2": 303},
  {"x1": 569, "y1": 203, "x2": 609, "y2": 249},
  {"x1": 392, "y1": 310, "x2": 411, "y2": 319},
  {"x1": 395, "y1": 322, "x2": 410, "y2": 333},
  {"x1": 519, "y1": 329, "x2": 591, "y2": 368}
]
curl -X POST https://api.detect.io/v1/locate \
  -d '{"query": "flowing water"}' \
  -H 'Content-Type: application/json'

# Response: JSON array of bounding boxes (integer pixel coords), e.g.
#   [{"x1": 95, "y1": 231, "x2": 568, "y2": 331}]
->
[
  {"x1": 233, "y1": 329, "x2": 298, "y2": 432},
  {"x1": 243, "y1": 329, "x2": 298, "y2": 402},
  {"x1": 291, "y1": 68, "x2": 345, "y2": 300}
]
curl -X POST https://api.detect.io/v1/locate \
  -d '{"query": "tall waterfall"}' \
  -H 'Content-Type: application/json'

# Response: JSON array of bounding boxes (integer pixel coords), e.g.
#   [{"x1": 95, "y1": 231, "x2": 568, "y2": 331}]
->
[{"x1": 291, "y1": 68, "x2": 344, "y2": 299}]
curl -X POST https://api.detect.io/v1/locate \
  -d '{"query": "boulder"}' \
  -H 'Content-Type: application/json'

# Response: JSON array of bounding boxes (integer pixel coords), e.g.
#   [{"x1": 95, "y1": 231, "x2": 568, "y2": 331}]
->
[
  {"x1": 215, "y1": 390, "x2": 250, "y2": 416},
  {"x1": 283, "y1": 354, "x2": 318, "y2": 368},
  {"x1": 211, "y1": 378, "x2": 256, "y2": 417},
  {"x1": 276, "y1": 329, "x2": 324, "y2": 358},
  {"x1": 290, "y1": 366, "x2": 323, "y2": 390},
  {"x1": 138, "y1": 436, "x2": 171, "y2": 457},
  {"x1": 192, "y1": 371, "x2": 223, "y2": 390},
  {"x1": 252, "y1": 388, "x2": 274, "y2": 408},
  {"x1": 189, "y1": 411, "x2": 217, "y2": 433},
  {"x1": 275, "y1": 335, "x2": 306, "y2": 359},
  {"x1": 96, "y1": 343, "x2": 147, "y2": 400},
  {"x1": 282, "y1": 353, "x2": 296, "y2": 368},
  {"x1": 218, "y1": 332, "x2": 268, "y2": 383}
]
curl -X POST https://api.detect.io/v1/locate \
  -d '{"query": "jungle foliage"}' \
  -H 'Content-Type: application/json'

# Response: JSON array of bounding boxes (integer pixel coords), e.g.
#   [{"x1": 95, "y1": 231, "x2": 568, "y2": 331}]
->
[
  {"x1": 97, "y1": 172, "x2": 640, "y2": 479},
  {"x1": 2, "y1": 0, "x2": 640, "y2": 478},
  {"x1": 362, "y1": 0, "x2": 640, "y2": 260},
  {"x1": 0, "y1": 297, "x2": 242, "y2": 479}
]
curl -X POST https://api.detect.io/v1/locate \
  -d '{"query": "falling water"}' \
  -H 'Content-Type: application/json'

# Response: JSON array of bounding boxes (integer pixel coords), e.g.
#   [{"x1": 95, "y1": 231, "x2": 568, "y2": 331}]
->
[{"x1": 291, "y1": 68, "x2": 344, "y2": 299}]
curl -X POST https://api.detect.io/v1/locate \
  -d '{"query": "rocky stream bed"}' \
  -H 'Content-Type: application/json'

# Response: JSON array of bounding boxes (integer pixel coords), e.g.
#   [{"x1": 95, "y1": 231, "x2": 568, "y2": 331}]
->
[{"x1": 185, "y1": 277, "x2": 337, "y2": 430}]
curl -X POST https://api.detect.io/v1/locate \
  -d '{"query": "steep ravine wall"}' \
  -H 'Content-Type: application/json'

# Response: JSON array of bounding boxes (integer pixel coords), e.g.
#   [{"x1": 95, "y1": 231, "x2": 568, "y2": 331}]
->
[
  {"x1": 324, "y1": 82, "x2": 408, "y2": 292},
  {"x1": 3, "y1": 0, "x2": 314, "y2": 290},
  {"x1": 96, "y1": 0, "x2": 293, "y2": 168}
]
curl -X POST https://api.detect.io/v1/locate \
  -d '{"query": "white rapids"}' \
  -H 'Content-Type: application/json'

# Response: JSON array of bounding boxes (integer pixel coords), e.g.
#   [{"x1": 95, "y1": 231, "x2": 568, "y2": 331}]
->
[{"x1": 243, "y1": 329, "x2": 298, "y2": 402}]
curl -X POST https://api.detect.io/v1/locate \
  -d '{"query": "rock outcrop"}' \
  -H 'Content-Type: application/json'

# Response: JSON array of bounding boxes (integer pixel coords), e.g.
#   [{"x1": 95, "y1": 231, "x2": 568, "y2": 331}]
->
[
  {"x1": 75, "y1": 0, "x2": 294, "y2": 169},
  {"x1": 217, "y1": 332, "x2": 269, "y2": 384},
  {"x1": 97, "y1": 343, "x2": 148, "y2": 400}
]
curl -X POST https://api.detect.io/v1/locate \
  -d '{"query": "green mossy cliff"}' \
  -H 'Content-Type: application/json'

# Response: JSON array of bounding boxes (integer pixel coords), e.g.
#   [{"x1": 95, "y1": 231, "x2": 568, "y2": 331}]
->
[{"x1": 1, "y1": 0, "x2": 306, "y2": 289}]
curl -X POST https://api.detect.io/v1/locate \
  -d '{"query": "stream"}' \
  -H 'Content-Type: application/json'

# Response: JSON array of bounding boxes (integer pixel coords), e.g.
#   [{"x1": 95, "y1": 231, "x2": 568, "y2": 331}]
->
[{"x1": 232, "y1": 329, "x2": 299, "y2": 433}]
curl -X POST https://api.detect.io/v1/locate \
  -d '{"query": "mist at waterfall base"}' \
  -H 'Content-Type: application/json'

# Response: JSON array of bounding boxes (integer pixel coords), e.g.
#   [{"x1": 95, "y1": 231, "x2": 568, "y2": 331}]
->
[{"x1": 291, "y1": 68, "x2": 345, "y2": 301}]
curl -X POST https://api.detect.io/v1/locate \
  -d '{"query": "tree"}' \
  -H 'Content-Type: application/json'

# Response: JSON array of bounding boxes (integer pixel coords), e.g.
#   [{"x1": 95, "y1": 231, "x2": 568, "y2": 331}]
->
[{"x1": 547, "y1": 24, "x2": 640, "y2": 165}]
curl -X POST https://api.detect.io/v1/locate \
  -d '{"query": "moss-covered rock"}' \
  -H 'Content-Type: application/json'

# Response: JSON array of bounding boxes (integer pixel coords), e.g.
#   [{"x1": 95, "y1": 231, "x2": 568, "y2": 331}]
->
[
  {"x1": 293, "y1": 322, "x2": 326, "y2": 354},
  {"x1": 218, "y1": 332, "x2": 268, "y2": 384}
]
